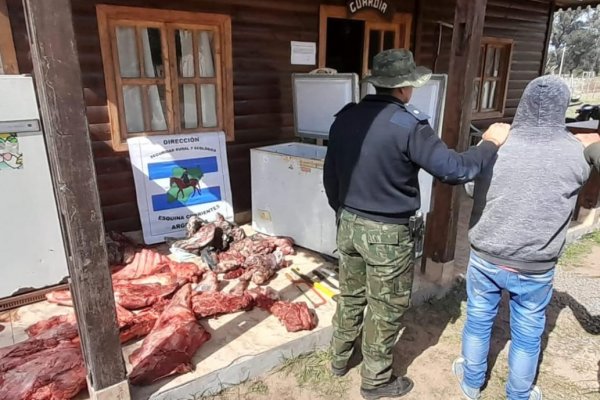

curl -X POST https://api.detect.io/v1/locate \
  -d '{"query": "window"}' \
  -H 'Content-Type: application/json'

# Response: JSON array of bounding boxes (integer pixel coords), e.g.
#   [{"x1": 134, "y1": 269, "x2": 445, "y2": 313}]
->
[
  {"x1": 0, "y1": 0, "x2": 18, "y2": 74},
  {"x1": 472, "y1": 37, "x2": 513, "y2": 120},
  {"x1": 97, "y1": 6, "x2": 234, "y2": 150}
]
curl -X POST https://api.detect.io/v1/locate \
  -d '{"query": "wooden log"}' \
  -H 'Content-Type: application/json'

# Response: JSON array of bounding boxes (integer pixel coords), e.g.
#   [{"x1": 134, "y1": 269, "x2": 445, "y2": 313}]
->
[
  {"x1": 0, "y1": 0, "x2": 19, "y2": 73},
  {"x1": 424, "y1": 0, "x2": 488, "y2": 265},
  {"x1": 22, "y1": 0, "x2": 129, "y2": 395}
]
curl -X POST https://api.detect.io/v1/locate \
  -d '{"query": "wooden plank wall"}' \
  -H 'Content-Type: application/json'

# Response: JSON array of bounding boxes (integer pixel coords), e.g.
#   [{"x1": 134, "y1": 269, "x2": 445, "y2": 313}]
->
[
  {"x1": 7, "y1": 0, "x2": 415, "y2": 232},
  {"x1": 415, "y1": 0, "x2": 554, "y2": 129}
]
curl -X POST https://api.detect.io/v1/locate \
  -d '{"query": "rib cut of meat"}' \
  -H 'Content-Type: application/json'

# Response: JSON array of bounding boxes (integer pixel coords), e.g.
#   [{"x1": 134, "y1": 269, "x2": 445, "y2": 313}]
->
[
  {"x1": 0, "y1": 322, "x2": 78, "y2": 374},
  {"x1": 191, "y1": 291, "x2": 254, "y2": 318},
  {"x1": 129, "y1": 284, "x2": 211, "y2": 385},
  {"x1": 113, "y1": 272, "x2": 177, "y2": 287},
  {"x1": 112, "y1": 249, "x2": 172, "y2": 280},
  {"x1": 0, "y1": 341, "x2": 86, "y2": 400},
  {"x1": 47, "y1": 282, "x2": 177, "y2": 311},
  {"x1": 45, "y1": 290, "x2": 73, "y2": 307},
  {"x1": 250, "y1": 289, "x2": 317, "y2": 332},
  {"x1": 119, "y1": 300, "x2": 169, "y2": 344},
  {"x1": 113, "y1": 282, "x2": 178, "y2": 310},
  {"x1": 27, "y1": 306, "x2": 134, "y2": 339}
]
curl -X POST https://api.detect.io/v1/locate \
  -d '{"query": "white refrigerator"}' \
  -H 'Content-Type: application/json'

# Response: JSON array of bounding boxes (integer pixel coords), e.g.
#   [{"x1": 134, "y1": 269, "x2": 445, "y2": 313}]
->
[{"x1": 0, "y1": 75, "x2": 69, "y2": 298}]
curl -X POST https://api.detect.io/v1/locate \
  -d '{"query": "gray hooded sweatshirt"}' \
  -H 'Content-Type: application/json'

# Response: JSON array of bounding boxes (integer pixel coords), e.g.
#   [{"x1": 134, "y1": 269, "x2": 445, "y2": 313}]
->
[{"x1": 468, "y1": 76, "x2": 591, "y2": 273}]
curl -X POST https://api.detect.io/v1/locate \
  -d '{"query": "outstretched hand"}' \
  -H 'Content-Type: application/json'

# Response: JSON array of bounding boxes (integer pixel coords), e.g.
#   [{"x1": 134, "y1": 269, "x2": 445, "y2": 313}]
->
[
  {"x1": 482, "y1": 123, "x2": 511, "y2": 147},
  {"x1": 575, "y1": 133, "x2": 600, "y2": 148}
]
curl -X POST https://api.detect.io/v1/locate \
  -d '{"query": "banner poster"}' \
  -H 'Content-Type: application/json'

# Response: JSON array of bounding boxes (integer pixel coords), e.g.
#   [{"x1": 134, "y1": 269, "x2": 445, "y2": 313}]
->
[{"x1": 128, "y1": 132, "x2": 233, "y2": 245}]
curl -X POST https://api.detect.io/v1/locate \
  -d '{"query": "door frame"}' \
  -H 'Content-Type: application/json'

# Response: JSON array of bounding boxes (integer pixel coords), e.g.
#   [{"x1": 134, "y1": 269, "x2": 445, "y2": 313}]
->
[{"x1": 318, "y1": 5, "x2": 412, "y2": 75}]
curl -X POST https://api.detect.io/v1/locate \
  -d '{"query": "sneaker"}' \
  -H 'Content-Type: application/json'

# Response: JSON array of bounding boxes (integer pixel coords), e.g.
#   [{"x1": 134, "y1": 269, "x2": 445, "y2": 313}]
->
[
  {"x1": 330, "y1": 363, "x2": 349, "y2": 377},
  {"x1": 360, "y1": 376, "x2": 414, "y2": 400},
  {"x1": 452, "y1": 358, "x2": 481, "y2": 400},
  {"x1": 529, "y1": 386, "x2": 543, "y2": 400}
]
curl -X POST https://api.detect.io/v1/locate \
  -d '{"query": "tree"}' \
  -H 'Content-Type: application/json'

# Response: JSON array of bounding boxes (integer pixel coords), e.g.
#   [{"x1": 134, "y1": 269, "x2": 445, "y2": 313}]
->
[{"x1": 546, "y1": 8, "x2": 600, "y2": 75}]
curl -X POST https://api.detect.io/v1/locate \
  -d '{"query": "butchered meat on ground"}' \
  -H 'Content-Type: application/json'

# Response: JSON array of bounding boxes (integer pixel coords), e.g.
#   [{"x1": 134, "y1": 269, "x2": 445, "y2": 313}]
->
[{"x1": 129, "y1": 284, "x2": 211, "y2": 385}]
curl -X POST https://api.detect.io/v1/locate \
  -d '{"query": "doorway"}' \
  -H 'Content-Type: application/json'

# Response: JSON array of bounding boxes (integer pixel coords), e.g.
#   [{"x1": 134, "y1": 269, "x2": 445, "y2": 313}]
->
[{"x1": 319, "y1": 5, "x2": 412, "y2": 77}]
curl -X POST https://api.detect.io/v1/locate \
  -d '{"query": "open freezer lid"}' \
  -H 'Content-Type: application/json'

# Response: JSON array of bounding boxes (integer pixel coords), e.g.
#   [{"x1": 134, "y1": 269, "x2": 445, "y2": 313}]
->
[
  {"x1": 292, "y1": 73, "x2": 360, "y2": 140},
  {"x1": 361, "y1": 74, "x2": 448, "y2": 135}
]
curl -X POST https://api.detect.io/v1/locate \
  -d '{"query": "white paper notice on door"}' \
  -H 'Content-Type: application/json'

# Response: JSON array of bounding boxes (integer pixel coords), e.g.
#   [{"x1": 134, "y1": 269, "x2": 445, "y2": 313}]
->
[{"x1": 291, "y1": 41, "x2": 316, "y2": 65}]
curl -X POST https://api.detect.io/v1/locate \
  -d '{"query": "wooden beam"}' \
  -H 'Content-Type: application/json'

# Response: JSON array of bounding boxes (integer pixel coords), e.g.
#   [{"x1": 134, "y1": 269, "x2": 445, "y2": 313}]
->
[
  {"x1": 0, "y1": 0, "x2": 19, "y2": 73},
  {"x1": 540, "y1": 0, "x2": 555, "y2": 76},
  {"x1": 423, "y1": 0, "x2": 488, "y2": 264},
  {"x1": 22, "y1": 0, "x2": 128, "y2": 394}
]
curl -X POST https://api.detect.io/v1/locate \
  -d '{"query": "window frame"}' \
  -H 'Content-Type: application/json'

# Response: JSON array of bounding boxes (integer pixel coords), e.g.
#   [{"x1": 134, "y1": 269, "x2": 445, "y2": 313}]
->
[
  {"x1": 97, "y1": 5, "x2": 234, "y2": 151},
  {"x1": 0, "y1": 0, "x2": 18, "y2": 74},
  {"x1": 472, "y1": 37, "x2": 514, "y2": 121},
  {"x1": 318, "y1": 5, "x2": 412, "y2": 77}
]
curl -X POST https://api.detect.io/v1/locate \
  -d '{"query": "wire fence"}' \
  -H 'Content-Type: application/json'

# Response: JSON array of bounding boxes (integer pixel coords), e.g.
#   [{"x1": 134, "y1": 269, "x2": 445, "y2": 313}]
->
[{"x1": 555, "y1": 74, "x2": 600, "y2": 103}]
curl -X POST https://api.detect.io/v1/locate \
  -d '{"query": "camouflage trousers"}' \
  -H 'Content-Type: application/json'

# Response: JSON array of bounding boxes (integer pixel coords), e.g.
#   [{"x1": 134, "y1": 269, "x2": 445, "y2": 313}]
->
[{"x1": 331, "y1": 209, "x2": 415, "y2": 389}]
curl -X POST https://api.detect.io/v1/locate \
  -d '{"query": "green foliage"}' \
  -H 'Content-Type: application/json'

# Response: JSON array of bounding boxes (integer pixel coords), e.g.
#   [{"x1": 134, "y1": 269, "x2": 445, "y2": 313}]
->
[{"x1": 547, "y1": 8, "x2": 600, "y2": 75}]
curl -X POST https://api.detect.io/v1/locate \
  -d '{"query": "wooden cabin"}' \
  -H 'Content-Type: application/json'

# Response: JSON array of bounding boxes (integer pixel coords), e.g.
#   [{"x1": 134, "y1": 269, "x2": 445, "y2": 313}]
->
[
  {"x1": 1, "y1": 0, "x2": 599, "y2": 396},
  {"x1": 1, "y1": 0, "x2": 598, "y2": 260}
]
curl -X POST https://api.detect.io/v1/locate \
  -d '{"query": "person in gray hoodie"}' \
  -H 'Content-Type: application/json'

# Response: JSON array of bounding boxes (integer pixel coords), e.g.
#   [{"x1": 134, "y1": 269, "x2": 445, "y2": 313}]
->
[{"x1": 453, "y1": 75, "x2": 591, "y2": 400}]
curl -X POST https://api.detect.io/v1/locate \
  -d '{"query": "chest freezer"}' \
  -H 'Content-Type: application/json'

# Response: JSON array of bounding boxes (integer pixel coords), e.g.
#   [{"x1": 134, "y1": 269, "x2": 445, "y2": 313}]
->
[
  {"x1": 251, "y1": 143, "x2": 337, "y2": 257},
  {"x1": 0, "y1": 75, "x2": 69, "y2": 298}
]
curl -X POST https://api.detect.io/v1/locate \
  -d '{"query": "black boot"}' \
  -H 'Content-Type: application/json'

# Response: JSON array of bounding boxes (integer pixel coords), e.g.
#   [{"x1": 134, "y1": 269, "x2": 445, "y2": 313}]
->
[{"x1": 360, "y1": 376, "x2": 414, "y2": 400}]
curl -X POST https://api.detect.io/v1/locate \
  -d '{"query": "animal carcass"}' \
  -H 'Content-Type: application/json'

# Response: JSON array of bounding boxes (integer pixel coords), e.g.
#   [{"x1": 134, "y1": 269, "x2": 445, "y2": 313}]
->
[
  {"x1": 191, "y1": 291, "x2": 254, "y2": 318},
  {"x1": 119, "y1": 300, "x2": 169, "y2": 344},
  {"x1": 113, "y1": 282, "x2": 179, "y2": 310},
  {"x1": 249, "y1": 289, "x2": 317, "y2": 332},
  {"x1": 0, "y1": 341, "x2": 86, "y2": 400},
  {"x1": 111, "y1": 249, "x2": 172, "y2": 280},
  {"x1": 129, "y1": 284, "x2": 211, "y2": 385}
]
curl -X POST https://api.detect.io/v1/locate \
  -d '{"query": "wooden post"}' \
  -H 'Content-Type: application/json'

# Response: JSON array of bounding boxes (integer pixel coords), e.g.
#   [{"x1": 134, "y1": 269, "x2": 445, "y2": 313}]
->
[
  {"x1": 22, "y1": 0, "x2": 129, "y2": 397},
  {"x1": 423, "y1": 0, "x2": 488, "y2": 264},
  {"x1": 539, "y1": 0, "x2": 556, "y2": 76},
  {"x1": 0, "y1": 0, "x2": 19, "y2": 73}
]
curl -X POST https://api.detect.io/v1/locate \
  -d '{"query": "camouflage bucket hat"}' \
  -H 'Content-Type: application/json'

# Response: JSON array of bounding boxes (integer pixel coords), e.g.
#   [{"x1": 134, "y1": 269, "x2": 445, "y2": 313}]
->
[{"x1": 363, "y1": 49, "x2": 432, "y2": 89}]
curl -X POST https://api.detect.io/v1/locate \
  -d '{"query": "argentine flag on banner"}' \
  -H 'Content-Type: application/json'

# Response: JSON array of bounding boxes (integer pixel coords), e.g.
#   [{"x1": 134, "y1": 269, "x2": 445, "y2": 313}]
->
[{"x1": 128, "y1": 132, "x2": 233, "y2": 245}]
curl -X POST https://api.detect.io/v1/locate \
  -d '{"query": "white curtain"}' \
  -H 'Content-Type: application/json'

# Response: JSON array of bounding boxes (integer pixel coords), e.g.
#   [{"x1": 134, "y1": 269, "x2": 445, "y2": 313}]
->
[
  {"x1": 117, "y1": 27, "x2": 144, "y2": 133},
  {"x1": 141, "y1": 30, "x2": 167, "y2": 131},
  {"x1": 116, "y1": 27, "x2": 139, "y2": 78},
  {"x1": 179, "y1": 31, "x2": 198, "y2": 129},
  {"x1": 198, "y1": 31, "x2": 217, "y2": 128}
]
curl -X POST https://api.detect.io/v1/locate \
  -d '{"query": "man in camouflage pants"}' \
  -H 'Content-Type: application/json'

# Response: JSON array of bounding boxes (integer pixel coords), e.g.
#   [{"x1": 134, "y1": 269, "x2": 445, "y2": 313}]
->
[{"x1": 323, "y1": 49, "x2": 510, "y2": 400}]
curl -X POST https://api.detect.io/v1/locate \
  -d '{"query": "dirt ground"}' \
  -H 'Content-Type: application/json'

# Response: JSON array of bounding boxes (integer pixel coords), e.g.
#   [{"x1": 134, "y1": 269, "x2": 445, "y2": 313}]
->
[{"x1": 205, "y1": 232, "x2": 600, "y2": 400}]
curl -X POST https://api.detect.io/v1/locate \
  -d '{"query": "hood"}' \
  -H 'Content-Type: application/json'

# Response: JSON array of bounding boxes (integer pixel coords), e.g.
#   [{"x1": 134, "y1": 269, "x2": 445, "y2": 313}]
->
[{"x1": 512, "y1": 75, "x2": 570, "y2": 130}]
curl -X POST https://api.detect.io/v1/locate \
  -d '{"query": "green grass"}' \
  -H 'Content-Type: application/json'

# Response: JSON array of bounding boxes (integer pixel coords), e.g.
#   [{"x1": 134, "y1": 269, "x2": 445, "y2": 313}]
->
[
  {"x1": 559, "y1": 230, "x2": 600, "y2": 267},
  {"x1": 246, "y1": 380, "x2": 269, "y2": 396},
  {"x1": 279, "y1": 350, "x2": 350, "y2": 398}
]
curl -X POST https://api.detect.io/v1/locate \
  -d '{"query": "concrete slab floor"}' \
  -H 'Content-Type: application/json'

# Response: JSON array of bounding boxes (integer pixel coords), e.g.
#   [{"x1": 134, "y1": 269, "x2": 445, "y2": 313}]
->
[{"x1": 0, "y1": 247, "x2": 338, "y2": 400}]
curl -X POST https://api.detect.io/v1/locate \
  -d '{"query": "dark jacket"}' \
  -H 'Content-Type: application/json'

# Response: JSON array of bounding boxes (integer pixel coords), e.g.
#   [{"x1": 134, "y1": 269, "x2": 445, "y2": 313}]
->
[
  {"x1": 586, "y1": 142, "x2": 600, "y2": 172},
  {"x1": 323, "y1": 94, "x2": 498, "y2": 224}
]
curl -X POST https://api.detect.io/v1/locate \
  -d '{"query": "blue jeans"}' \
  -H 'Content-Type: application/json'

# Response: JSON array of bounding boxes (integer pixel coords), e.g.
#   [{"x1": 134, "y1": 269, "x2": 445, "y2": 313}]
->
[{"x1": 462, "y1": 252, "x2": 554, "y2": 400}]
